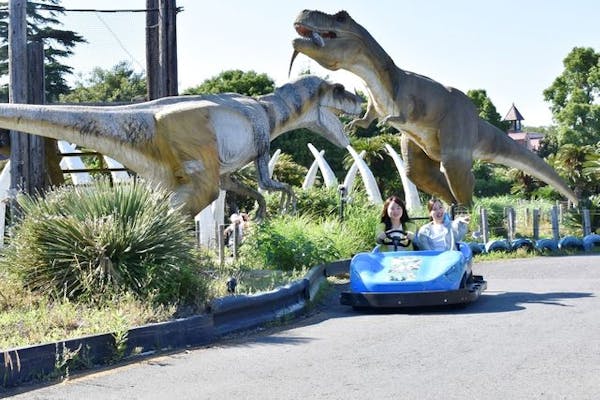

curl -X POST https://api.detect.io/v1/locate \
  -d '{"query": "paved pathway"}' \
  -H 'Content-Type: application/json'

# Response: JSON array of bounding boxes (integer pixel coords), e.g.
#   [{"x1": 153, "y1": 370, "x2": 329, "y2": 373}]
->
[{"x1": 5, "y1": 254, "x2": 600, "y2": 400}]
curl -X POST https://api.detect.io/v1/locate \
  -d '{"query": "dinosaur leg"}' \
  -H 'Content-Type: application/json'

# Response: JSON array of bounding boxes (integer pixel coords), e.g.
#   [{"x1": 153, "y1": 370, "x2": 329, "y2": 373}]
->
[
  {"x1": 401, "y1": 137, "x2": 456, "y2": 204},
  {"x1": 438, "y1": 113, "x2": 476, "y2": 206},
  {"x1": 255, "y1": 153, "x2": 296, "y2": 214},
  {"x1": 220, "y1": 173, "x2": 267, "y2": 222},
  {"x1": 439, "y1": 152, "x2": 475, "y2": 206}
]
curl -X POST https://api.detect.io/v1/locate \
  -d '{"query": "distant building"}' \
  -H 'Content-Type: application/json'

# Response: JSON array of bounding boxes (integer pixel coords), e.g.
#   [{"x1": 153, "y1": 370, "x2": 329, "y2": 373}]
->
[{"x1": 503, "y1": 103, "x2": 544, "y2": 152}]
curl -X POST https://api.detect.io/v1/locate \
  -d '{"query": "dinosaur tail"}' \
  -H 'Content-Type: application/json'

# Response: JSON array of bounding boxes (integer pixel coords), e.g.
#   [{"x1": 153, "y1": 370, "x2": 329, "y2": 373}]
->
[
  {"x1": 474, "y1": 119, "x2": 578, "y2": 205},
  {"x1": 0, "y1": 103, "x2": 155, "y2": 156}
]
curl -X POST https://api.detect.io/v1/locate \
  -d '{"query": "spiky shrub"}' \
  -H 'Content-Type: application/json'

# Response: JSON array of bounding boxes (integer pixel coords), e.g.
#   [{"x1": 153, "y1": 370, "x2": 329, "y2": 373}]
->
[{"x1": 2, "y1": 180, "x2": 206, "y2": 305}]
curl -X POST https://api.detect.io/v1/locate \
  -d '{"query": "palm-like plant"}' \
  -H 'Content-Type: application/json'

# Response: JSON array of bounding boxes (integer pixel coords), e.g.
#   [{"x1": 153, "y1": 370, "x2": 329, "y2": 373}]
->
[
  {"x1": 583, "y1": 152, "x2": 600, "y2": 180},
  {"x1": 548, "y1": 144, "x2": 596, "y2": 198},
  {"x1": 2, "y1": 180, "x2": 204, "y2": 304}
]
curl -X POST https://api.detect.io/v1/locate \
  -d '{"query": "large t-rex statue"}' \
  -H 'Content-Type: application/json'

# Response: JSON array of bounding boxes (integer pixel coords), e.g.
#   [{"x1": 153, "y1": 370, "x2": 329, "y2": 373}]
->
[
  {"x1": 290, "y1": 10, "x2": 578, "y2": 206},
  {"x1": 0, "y1": 75, "x2": 361, "y2": 219}
]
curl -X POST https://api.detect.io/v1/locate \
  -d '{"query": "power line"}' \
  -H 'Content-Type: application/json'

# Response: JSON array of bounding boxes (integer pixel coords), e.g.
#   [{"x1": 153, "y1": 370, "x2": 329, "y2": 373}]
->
[
  {"x1": 0, "y1": 6, "x2": 184, "y2": 13},
  {"x1": 93, "y1": 12, "x2": 145, "y2": 71}
]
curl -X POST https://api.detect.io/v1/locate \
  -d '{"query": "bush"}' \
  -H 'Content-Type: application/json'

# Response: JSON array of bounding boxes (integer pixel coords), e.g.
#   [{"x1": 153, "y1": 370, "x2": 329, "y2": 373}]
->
[
  {"x1": 237, "y1": 214, "x2": 341, "y2": 271},
  {"x1": 1, "y1": 180, "x2": 207, "y2": 305},
  {"x1": 239, "y1": 189, "x2": 382, "y2": 271}
]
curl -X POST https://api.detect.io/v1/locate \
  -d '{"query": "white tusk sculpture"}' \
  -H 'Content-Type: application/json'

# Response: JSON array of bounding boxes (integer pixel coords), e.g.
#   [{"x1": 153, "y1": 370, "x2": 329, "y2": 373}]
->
[
  {"x1": 302, "y1": 149, "x2": 325, "y2": 190},
  {"x1": 385, "y1": 144, "x2": 421, "y2": 211},
  {"x1": 346, "y1": 144, "x2": 382, "y2": 204},
  {"x1": 268, "y1": 149, "x2": 281, "y2": 178},
  {"x1": 307, "y1": 143, "x2": 338, "y2": 188},
  {"x1": 342, "y1": 149, "x2": 366, "y2": 194}
]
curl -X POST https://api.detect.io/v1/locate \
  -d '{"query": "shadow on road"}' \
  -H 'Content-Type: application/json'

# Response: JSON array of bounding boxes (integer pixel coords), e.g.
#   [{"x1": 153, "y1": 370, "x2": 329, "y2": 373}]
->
[
  {"x1": 217, "y1": 283, "x2": 594, "y2": 351},
  {"x1": 462, "y1": 290, "x2": 594, "y2": 313}
]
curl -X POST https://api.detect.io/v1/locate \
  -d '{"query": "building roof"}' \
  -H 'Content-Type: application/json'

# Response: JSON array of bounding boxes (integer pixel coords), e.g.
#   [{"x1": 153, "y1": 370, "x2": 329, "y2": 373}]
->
[{"x1": 503, "y1": 103, "x2": 524, "y2": 122}]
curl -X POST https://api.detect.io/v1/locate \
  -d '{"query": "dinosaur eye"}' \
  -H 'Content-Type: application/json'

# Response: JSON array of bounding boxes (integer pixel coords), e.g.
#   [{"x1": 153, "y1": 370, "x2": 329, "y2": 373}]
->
[
  {"x1": 335, "y1": 11, "x2": 348, "y2": 23},
  {"x1": 333, "y1": 84, "x2": 345, "y2": 95}
]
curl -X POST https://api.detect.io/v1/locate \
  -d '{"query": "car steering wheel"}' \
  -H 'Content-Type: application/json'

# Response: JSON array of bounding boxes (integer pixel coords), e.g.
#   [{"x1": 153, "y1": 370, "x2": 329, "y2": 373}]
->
[{"x1": 383, "y1": 229, "x2": 411, "y2": 251}]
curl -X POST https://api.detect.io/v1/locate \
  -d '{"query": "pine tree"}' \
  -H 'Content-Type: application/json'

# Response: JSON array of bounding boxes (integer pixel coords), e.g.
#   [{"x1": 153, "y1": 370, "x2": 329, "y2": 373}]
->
[{"x1": 0, "y1": 0, "x2": 86, "y2": 102}]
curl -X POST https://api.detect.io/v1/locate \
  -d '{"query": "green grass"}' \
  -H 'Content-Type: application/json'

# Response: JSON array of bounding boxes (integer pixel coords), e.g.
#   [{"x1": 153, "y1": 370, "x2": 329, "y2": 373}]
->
[{"x1": 0, "y1": 185, "x2": 594, "y2": 351}]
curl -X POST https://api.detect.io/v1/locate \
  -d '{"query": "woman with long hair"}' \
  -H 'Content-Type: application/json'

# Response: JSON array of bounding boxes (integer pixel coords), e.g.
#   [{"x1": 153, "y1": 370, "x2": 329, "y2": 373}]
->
[{"x1": 376, "y1": 195, "x2": 414, "y2": 251}]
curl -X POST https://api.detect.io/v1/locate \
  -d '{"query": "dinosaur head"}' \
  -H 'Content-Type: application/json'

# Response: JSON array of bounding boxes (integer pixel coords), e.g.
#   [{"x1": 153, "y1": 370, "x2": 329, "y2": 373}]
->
[
  {"x1": 263, "y1": 75, "x2": 362, "y2": 148},
  {"x1": 290, "y1": 10, "x2": 370, "y2": 75},
  {"x1": 310, "y1": 77, "x2": 362, "y2": 148}
]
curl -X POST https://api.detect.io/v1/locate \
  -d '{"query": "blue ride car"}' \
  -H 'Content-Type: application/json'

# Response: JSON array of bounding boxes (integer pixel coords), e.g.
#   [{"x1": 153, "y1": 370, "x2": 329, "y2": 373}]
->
[{"x1": 340, "y1": 229, "x2": 487, "y2": 309}]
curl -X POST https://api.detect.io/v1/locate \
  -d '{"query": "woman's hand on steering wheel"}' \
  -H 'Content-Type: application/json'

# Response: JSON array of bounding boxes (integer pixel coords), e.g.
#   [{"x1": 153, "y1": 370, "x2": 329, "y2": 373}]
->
[{"x1": 384, "y1": 229, "x2": 412, "y2": 248}]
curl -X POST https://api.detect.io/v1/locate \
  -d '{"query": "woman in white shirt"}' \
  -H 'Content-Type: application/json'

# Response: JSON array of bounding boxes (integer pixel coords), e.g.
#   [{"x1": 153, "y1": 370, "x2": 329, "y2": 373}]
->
[{"x1": 417, "y1": 198, "x2": 469, "y2": 251}]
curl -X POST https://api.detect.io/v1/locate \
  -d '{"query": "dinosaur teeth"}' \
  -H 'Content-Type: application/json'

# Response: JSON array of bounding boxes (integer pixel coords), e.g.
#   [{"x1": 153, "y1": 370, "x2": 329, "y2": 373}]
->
[
  {"x1": 288, "y1": 50, "x2": 299, "y2": 77},
  {"x1": 310, "y1": 31, "x2": 325, "y2": 47}
]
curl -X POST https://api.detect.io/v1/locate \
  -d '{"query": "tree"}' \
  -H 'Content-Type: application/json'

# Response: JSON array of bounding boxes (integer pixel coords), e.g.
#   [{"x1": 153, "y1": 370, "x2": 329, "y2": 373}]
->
[
  {"x1": 467, "y1": 89, "x2": 510, "y2": 131},
  {"x1": 183, "y1": 69, "x2": 274, "y2": 97},
  {"x1": 0, "y1": 0, "x2": 86, "y2": 102},
  {"x1": 547, "y1": 143, "x2": 599, "y2": 199},
  {"x1": 59, "y1": 61, "x2": 146, "y2": 103},
  {"x1": 543, "y1": 47, "x2": 600, "y2": 147}
]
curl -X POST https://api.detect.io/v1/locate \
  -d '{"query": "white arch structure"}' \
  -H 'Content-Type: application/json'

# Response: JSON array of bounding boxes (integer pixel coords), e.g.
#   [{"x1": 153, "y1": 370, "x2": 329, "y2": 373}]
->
[
  {"x1": 302, "y1": 149, "x2": 325, "y2": 190},
  {"x1": 345, "y1": 145, "x2": 383, "y2": 204},
  {"x1": 307, "y1": 143, "x2": 338, "y2": 188},
  {"x1": 384, "y1": 144, "x2": 421, "y2": 211},
  {"x1": 301, "y1": 143, "x2": 421, "y2": 209},
  {"x1": 342, "y1": 149, "x2": 366, "y2": 194}
]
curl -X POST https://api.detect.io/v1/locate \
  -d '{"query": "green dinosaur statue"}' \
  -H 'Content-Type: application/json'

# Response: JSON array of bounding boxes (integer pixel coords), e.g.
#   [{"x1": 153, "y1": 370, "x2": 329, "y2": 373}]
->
[
  {"x1": 290, "y1": 9, "x2": 578, "y2": 206},
  {"x1": 0, "y1": 75, "x2": 361, "y2": 219}
]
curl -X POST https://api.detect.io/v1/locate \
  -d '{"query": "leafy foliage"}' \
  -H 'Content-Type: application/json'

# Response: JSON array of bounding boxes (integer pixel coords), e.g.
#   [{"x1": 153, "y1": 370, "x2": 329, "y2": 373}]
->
[
  {"x1": 182, "y1": 69, "x2": 274, "y2": 96},
  {"x1": 0, "y1": 0, "x2": 86, "y2": 102},
  {"x1": 240, "y1": 189, "x2": 378, "y2": 271},
  {"x1": 543, "y1": 47, "x2": 600, "y2": 147},
  {"x1": 59, "y1": 61, "x2": 146, "y2": 103},
  {"x1": 272, "y1": 153, "x2": 309, "y2": 188},
  {"x1": 472, "y1": 161, "x2": 512, "y2": 198},
  {"x1": 467, "y1": 89, "x2": 510, "y2": 131},
  {"x1": 1, "y1": 180, "x2": 207, "y2": 305},
  {"x1": 237, "y1": 214, "x2": 341, "y2": 271},
  {"x1": 546, "y1": 143, "x2": 600, "y2": 199}
]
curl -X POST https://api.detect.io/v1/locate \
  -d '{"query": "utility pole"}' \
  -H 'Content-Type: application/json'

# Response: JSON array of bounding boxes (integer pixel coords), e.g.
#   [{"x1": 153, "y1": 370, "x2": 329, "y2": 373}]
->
[
  {"x1": 8, "y1": 0, "x2": 28, "y2": 202},
  {"x1": 26, "y1": 41, "x2": 46, "y2": 191},
  {"x1": 8, "y1": 1, "x2": 46, "y2": 205},
  {"x1": 146, "y1": 0, "x2": 178, "y2": 100}
]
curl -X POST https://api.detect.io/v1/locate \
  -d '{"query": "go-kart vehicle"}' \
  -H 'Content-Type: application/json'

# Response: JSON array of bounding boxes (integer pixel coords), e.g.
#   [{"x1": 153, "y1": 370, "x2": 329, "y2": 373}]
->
[{"x1": 340, "y1": 229, "x2": 487, "y2": 309}]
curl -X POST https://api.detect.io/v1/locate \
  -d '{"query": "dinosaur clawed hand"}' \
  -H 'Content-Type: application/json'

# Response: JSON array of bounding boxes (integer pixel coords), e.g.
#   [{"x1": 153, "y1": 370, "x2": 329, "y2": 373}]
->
[
  {"x1": 278, "y1": 187, "x2": 297, "y2": 216},
  {"x1": 378, "y1": 114, "x2": 406, "y2": 128},
  {"x1": 344, "y1": 117, "x2": 370, "y2": 132}
]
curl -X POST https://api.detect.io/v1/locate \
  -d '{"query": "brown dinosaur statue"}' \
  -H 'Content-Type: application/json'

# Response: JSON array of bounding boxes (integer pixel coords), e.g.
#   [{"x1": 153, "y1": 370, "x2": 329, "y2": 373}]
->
[
  {"x1": 0, "y1": 75, "x2": 361, "y2": 219},
  {"x1": 290, "y1": 9, "x2": 578, "y2": 206}
]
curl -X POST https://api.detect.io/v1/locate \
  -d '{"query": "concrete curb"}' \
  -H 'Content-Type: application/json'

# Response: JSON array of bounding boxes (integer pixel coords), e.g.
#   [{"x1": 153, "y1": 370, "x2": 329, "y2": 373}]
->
[{"x1": 0, "y1": 259, "x2": 351, "y2": 389}]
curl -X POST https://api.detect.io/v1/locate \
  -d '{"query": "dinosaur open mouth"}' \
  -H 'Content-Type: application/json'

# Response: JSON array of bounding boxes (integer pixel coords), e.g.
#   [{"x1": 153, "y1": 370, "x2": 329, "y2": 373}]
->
[
  {"x1": 289, "y1": 24, "x2": 338, "y2": 76},
  {"x1": 294, "y1": 24, "x2": 337, "y2": 48}
]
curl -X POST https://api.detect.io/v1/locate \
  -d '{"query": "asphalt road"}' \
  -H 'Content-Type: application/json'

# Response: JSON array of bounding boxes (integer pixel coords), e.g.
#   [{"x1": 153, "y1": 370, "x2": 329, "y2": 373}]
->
[{"x1": 5, "y1": 254, "x2": 600, "y2": 400}]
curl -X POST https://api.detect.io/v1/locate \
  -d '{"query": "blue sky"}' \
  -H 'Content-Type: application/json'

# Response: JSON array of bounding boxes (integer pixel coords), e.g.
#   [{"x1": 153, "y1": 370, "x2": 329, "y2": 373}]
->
[{"x1": 58, "y1": 0, "x2": 600, "y2": 126}]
